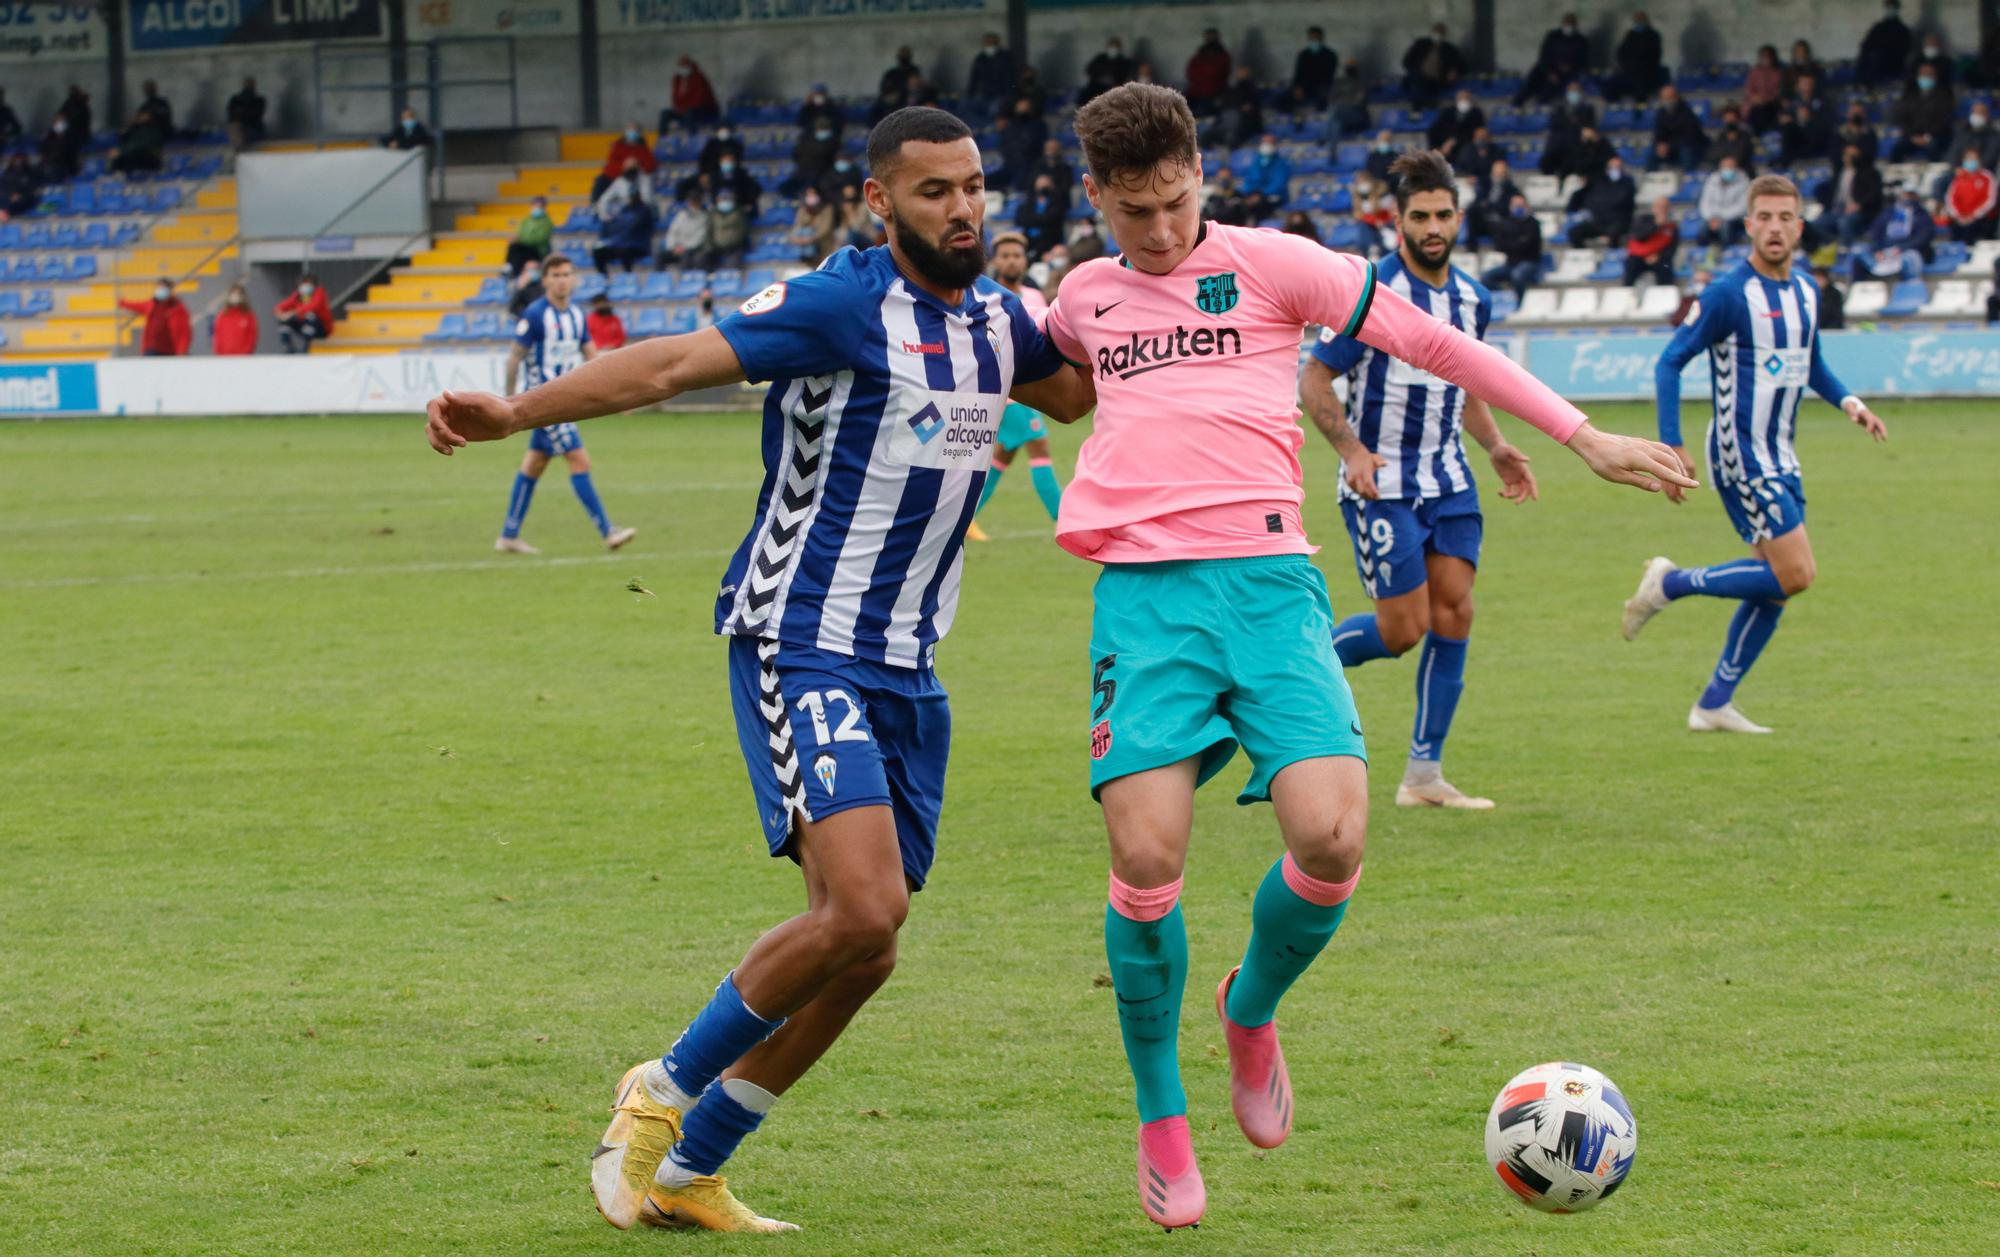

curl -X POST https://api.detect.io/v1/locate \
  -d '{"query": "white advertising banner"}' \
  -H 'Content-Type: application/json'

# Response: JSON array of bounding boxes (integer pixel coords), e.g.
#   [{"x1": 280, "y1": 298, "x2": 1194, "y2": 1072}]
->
[
  {"x1": 410, "y1": 0, "x2": 579, "y2": 38},
  {"x1": 94, "y1": 353, "x2": 509, "y2": 415},
  {"x1": 600, "y1": 0, "x2": 996, "y2": 32}
]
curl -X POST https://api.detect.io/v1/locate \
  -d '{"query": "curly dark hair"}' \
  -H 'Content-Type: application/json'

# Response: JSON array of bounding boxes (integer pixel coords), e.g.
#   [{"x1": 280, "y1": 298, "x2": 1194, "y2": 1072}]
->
[{"x1": 1072, "y1": 83, "x2": 1198, "y2": 190}]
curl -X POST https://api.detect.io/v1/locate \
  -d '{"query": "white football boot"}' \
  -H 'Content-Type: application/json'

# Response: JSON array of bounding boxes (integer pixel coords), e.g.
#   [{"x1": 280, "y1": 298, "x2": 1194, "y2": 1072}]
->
[
  {"x1": 1621, "y1": 556, "x2": 1676, "y2": 641},
  {"x1": 494, "y1": 536, "x2": 541, "y2": 555},
  {"x1": 1396, "y1": 778, "x2": 1497, "y2": 809},
  {"x1": 605, "y1": 525, "x2": 638, "y2": 550},
  {"x1": 1687, "y1": 702, "x2": 1772, "y2": 734}
]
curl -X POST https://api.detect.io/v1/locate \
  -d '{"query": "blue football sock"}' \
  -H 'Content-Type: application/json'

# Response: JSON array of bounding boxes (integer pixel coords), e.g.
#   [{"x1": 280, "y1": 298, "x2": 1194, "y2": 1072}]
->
[
  {"x1": 500, "y1": 472, "x2": 538, "y2": 538},
  {"x1": 660, "y1": 972, "x2": 786, "y2": 1099},
  {"x1": 570, "y1": 472, "x2": 612, "y2": 536},
  {"x1": 669, "y1": 1078, "x2": 775, "y2": 1177},
  {"x1": 1331, "y1": 612, "x2": 1394, "y2": 667},
  {"x1": 1663, "y1": 560, "x2": 1784, "y2": 601},
  {"x1": 1411, "y1": 632, "x2": 1468, "y2": 762},
  {"x1": 1699, "y1": 598, "x2": 1785, "y2": 709},
  {"x1": 1029, "y1": 459, "x2": 1063, "y2": 521},
  {"x1": 974, "y1": 462, "x2": 1004, "y2": 515}
]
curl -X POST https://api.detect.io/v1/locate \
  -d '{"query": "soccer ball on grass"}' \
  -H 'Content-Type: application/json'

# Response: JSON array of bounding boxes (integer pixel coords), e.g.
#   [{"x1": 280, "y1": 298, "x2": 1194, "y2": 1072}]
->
[{"x1": 1483, "y1": 1061, "x2": 1636, "y2": 1213}]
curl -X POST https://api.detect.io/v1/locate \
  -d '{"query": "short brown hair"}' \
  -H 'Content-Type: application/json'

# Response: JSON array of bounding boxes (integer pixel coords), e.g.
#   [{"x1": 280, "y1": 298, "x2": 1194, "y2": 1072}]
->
[
  {"x1": 541, "y1": 252, "x2": 574, "y2": 272},
  {"x1": 1389, "y1": 148, "x2": 1459, "y2": 211},
  {"x1": 1746, "y1": 174, "x2": 1800, "y2": 207},
  {"x1": 991, "y1": 230, "x2": 1028, "y2": 250},
  {"x1": 1073, "y1": 83, "x2": 1197, "y2": 189}
]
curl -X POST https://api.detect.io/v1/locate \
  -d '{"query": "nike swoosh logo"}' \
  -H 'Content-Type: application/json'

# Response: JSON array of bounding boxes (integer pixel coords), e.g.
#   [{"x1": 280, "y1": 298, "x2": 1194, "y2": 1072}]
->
[
  {"x1": 1350, "y1": 721, "x2": 1364, "y2": 737},
  {"x1": 1094, "y1": 299, "x2": 1127, "y2": 317}
]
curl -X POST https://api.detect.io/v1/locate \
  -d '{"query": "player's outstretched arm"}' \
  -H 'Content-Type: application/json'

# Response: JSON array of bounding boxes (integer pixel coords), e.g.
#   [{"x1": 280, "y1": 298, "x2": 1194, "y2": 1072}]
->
[
  {"x1": 425, "y1": 328, "x2": 747, "y2": 455},
  {"x1": 1298, "y1": 357, "x2": 1385, "y2": 499}
]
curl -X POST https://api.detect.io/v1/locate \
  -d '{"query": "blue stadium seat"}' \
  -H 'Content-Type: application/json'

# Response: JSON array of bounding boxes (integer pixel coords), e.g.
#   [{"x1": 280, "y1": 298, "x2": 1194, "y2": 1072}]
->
[
  {"x1": 66, "y1": 256, "x2": 97, "y2": 280},
  {"x1": 114, "y1": 223, "x2": 144, "y2": 245},
  {"x1": 755, "y1": 203, "x2": 794, "y2": 228},
  {"x1": 23, "y1": 289, "x2": 53, "y2": 315},
  {"x1": 630, "y1": 307, "x2": 669, "y2": 335},
  {"x1": 0, "y1": 223, "x2": 19, "y2": 249},
  {"x1": 666, "y1": 308, "x2": 700, "y2": 335},
  {"x1": 608, "y1": 272, "x2": 641, "y2": 299},
  {"x1": 563, "y1": 207, "x2": 600, "y2": 231},
  {"x1": 82, "y1": 223, "x2": 111, "y2": 248},
  {"x1": 466, "y1": 312, "x2": 506, "y2": 338},
  {"x1": 740, "y1": 268, "x2": 776, "y2": 293},
  {"x1": 1591, "y1": 254, "x2": 1626, "y2": 282},
  {"x1": 671, "y1": 270, "x2": 709, "y2": 299},
  {"x1": 641, "y1": 271, "x2": 677, "y2": 299},
  {"x1": 426, "y1": 313, "x2": 469, "y2": 342},
  {"x1": 0, "y1": 291, "x2": 19, "y2": 316},
  {"x1": 470, "y1": 276, "x2": 508, "y2": 305},
  {"x1": 1881, "y1": 279, "x2": 1928, "y2": 318},
  {"x1": 1926, "y1": 243, "x2": 1969, "y2": 275},
  {"x1": 707, "y1": 269, "x2": 745, "y2": 297},
  {"x1": 35, "y1": 256, "x2": 66, "y2": 280}
]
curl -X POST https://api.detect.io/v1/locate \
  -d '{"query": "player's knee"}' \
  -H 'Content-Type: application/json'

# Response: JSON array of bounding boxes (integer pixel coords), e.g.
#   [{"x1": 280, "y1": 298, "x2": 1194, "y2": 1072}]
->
[
  {"x1": 818, "y1": 897, "x2": 906, "y2": 964},
  {"x1": 1378, "y1": 614, "x2": 1427, "y2": 657},
  {"x1": 1431, "y1": 594, "x2": 1474, "y2": 639},
  {"x1": 832, "y1": 941, "x2": 899, "y2": 1002},
  {"x1": 1291, "y1": 816, "x2": 1366, "y2": 885},
  {"x1": 1776, "y1": 562, "x2": 1813, "y2": 596}
]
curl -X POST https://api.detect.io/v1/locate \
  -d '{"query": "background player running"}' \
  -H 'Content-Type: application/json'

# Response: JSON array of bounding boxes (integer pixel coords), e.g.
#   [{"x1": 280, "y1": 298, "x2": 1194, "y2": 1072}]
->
[
  {"x1": 1045, "y1": 84, "x2": 1692, "y2": 1231},
  {"x1": 966, "y1": 230, "x2": 1064, "y2": 541},
  {"x1": 1300, "y1": 149, "x2": 1538, "y2": 811},
  {"x1": 1622, "y1": 173, "x2": 1887, "y2": 734},
  {"x1": 425, "y1": 108, "x2": 1090, "y2": 1235},
  {"x1": 494, "y1": 252, "x2": 637, "y2": 555}
]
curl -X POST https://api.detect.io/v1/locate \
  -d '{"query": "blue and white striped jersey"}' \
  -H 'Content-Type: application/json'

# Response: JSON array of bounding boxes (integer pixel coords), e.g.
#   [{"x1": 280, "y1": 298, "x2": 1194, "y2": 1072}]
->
[
  {"x1": 712, "y1": 246, "x2": 1064, "y2": 669},
  {"x1": 1308, "y1": 254, "x2": 1491, "y2": 501},
  {"x1": 515, "y1": 297, "x2": 591, "y2": 387},
  {"x1": 1655, "y1": 261, "x2": 1851, "y2": 483}
]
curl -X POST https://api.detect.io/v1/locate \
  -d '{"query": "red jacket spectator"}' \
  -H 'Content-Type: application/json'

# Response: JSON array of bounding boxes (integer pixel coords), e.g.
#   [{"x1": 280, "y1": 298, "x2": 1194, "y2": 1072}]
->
[
  {"x1": 588, "y1": 306, "x2": 626, "y2": 350},
  {"x1": 212, "y1": 303, "x2": 258, "y2": 355},
  {"x1": 603, "y1": 129, "x2": 656, "y2": 179},
  {"x1": 1946, "y1": 164, "x2": 1997, "y2": 237},
  {"x1": 672, "y1": 59, "x2": 717, "y2": 118},
  {"x1": 1185, "y1": 30, "x2": 1232, "y2": 103},
  {"x1": 1626, "y1": 220, "x2": 1678, "y2": 261},
  {"x1": 276, "y1": 285, "x2": 334, "y2": 328},
  {"x1": 119, "y1": 290, "x2": 192, "y2": 356}
]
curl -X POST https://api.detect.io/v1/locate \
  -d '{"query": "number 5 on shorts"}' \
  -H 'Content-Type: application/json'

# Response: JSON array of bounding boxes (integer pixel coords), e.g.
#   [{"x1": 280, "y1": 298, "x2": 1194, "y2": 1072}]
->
[{"x1": 1092, "y1": 654, "x2": 1118, "y2": 720}]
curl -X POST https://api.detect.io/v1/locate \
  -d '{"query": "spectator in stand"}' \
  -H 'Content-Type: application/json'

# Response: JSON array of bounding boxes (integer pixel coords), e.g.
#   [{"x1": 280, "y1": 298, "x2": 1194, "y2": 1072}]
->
[
  {"x1": 506, "y1": 259, "x2": 543, "y2": 318},
  {"x1": 966, "y1": 31, "x2": 1016, "y2": 118},
  {"x1": 1016, "y1": 173, "x2": 1066, "y2": 259},
  {"x1": 1779, "y1": 75, "x2": 1836, "y2": 165},
  {"x1": 1980, "y1": 23, "x2": 2000, "y2": 90},
  {"x1": 592, "y1": 165, "x2": 657, "y2": 274},
  {"x1": 1540, "y1": 82, "x2": 1597, "y2": 175},
  {"x1": 276, "y1": 274, "x2": 331, "y2": 352},
  {"x1": 383, "y1": 107, "x2": 430, "y2": 151},
  {"x1": 1031, "y1": 138, "x2": 1074, "y2": 213},
  {"x1": 1219, "y1": 66, "x2": 1265, "y2": 148},
  {"x1": 904, "y1": 72, "x2": 943, "y2": 111},
  {"x1": 1697, "y1": 156, "x2": 1750, "y2": 246},
  {"x1": 1704, "y1": 106, "x2": 1755, "y2": 172},
  {"x1": 699, "y1": 190, "x2": 750, "y2": 270},
  {"x1": 997, "y1": 96, "x2": 1047, "y2": 192},
  {"x1": 1281, "y1": 210, "x2": 1321, "y2": 243},
  {"x1": 788, "y1": 186, "x2": 838, "y2": 263},
  {"x1": 1911, "y1": 32, "x2": 1950, "y2": 87},
  {"x1": 1649, "y1": 83, "x2": 1707, "y2": 169},
  {"x1": 211, "y1": 282, "x2": 257, "y2": 355},
  {"x1": 1350, "y1": 171, "x2": 1397, "y2": 252},
  {"x1": 587, "y1": 294, "x2": 625, "y2": 350},
  {"x1": 1483, "y1": 194, "x2": 1544, "y2": 299},
  {"x1": 109, "y1": 106, "x2": 166, "y2": 175},
  {"x1": 1743, "y1": 46, "x2": 1785, "y2": 133},
  {"x1": 1517, "y1": 12, "x2": 1591, "y2": 107},
  {"x1": 1364, "y1": 130, "x2": 1400, "y2": 188},
  {"x1": 784, "y1": 114, "x2": 840, "y2": 196},
  {"x1": 797, "y1": 85, "x2": 840, "y2": 138},
  {"x1": 1185, "y1": 28, "x2": 1232, "y2": 115},
  {"x1": 225, "y1": 77, "x2": 266, "y2": 151},
  {"x1": 823, "y1": 151, "x2": 864, "y2": 200},
  {"x1": 1, "y1": 154, "x2": 37, "y2": 219},
  {"x1": 1290, "y1": 27, "x2": 1337, "y2": 110},
  {"x1": 1080, "y1": 37, "x2": 1136, "y2": 107},
  {"x1": 1623, "y1": 196, "x2": 1679, "y2": 285},
  {"x1": 139, "y1": 79, "x2": 173, "y2": 134},
  {"x1": 1427, "y1": 89, "x2": 1485, "y2": 160},
  {"x1": 597, "y1": 158, "x2": 651, "y2": 217},
  {"x1": 1858, "y1": 0, "x2": 1913, "y2": 86},
  {"x1": 38, "y1": 111, "x2": 82, "y2": 182},
  {"x1": 1241, "y1": 134, "x2": 1292, "y2": 220},
  {"x1": 121, "y1": 281, "x2": 191, "y2": 356},
  {"x1": 0, "y1": 88, "x2": 19, "y2": 146},
  {"x1": 1132, "y1": 63, "x2": 1158, "y2": 87},
  {"x1": 507, "y1": 196, "x2": 553, "y2": 276},
  {"x1": 694, "y1": 124, "x2": 742, "y2": 181},
  {"x1": 1834, "y1": 103, "x2": 1881, "y2": 168},
  {"x1": 658, "y1": 195, "x2": 707, "y2": 269},
  {"x1": 1567, "y1": 153, "x2": 1637, "y2": 245},
  {"x1": 1890, "y1": 64, "x2": 1954, "y2": 159},
  {"x1": 1951, "y1": 103, "x2": 2000, "y2": 174},
  {"x1": 1946, "y1": 148, "x2": 1998, "y2": 241},
  {"x1": 1783, "y1": 40, "x2": 1825, "y2": 96},
  {"x1": 709, "y1": 152, "x2": 761, "y2": 214},
  {"x1": 1565, "y1": 124, "x2": 1616, "y2": 181},
  {"x1": 1070, "y1": 218, "x2": 1110, "y2": 269},
  {"x1": 58, "y1": 84, "x2": 90, "y2": 136},
  {"x1": 1851, "y1": 182, "x2": 1934, "y2": 279},
  {"x1": 594, "y1": 122, "x2": 655, "y2": 201},
  {"x1": 1401, "y1": 22, "x2": 1465, "y2": 110},
  {"x1": 1454, "y1": 127, "x2": 1504, "y2": 177},
  {"x1": 836, "y1": 183, "x2": 875, "y2": 250},
  {"x1": 1013, "y1": 65, "x2": 1047, "y2": 115},
  {"x1": 1203, "y1": 166, "x2": 1250, "y2": 226},
  {"x1": 1325, "y1": 58, "x2": 1372, "y2": 143},
  {"x1": 662, "y1": 57, "x2": 719, "y2": 133},
  {"x1": 1605, "y1": 10, "x2": 1668, "y2": 103},
  {"x1": 1811, "y1": 266, "x2": 1846, "y2": 328},
  {"x1": 1469, "y1": 156, "x2": 1523, "y2": 240},
  {"x1": 1820, "y1": 143, "x2": 1886, "y2": 243},
  {"x1": 878, "y1": 47, "x2": 921, "y2": 112}
]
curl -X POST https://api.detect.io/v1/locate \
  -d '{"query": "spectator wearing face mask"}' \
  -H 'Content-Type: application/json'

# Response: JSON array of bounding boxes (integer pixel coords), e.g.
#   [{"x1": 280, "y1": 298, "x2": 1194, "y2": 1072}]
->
[
  {"x1": 1852, "y1": 183, "x2": 1934, "y2": 280},
  {"x1": 38, "y1": 111, "x2": 82, "y2": 182},
  {"x1": 1185, "y1": 28, "x2": 1232, "y2": 115},
  {"x1": 1649, "y1": 84, "x2": 1707, "y2": 170},
  {"x1": 1290, "y1": 27, "x2": 1337, "y2": 110},
  {"x1": 1427, "y1": 90, "x2": 1485, "y2": 159},
  {"x1": 595, "y1": 123, "x2": 656, "y2": 201},
  {"x1": 1948, "y1": 104, "x2": 1999, "y2": 172},
  {"x1": 1833, "y1": 104, "x2": 1881, "y2": 168},
  {"x1": 1030, "y1": 138, "x2": 1074, "y2": 214},
  {"x1": 508, "y1": 197, "x2": 554, "y2": 276},
  {"x1": 1365, "y1": 130, "x2": 1400, "y2": 187},
  {"x1": 383, "y1": 107, "x2": 430, "y2": 152},
  {"x1": 1349, "y1": 172, "x2": 1396, "y2": 251},
  {"x1": 1482, "y1": 195, "x2": 1544, "y2": 299},
  {"x1": 1858, "y1": 0, "x2": 1912, "y2": 85},
  {"x1": 699, "y1": 192, "x2": 751, "y2": 271},
  {"x1": 597, "y1": 158, "x2": 654, "y2": 219},
  {"x1": 878, "y1": 47, "x2": 921, "y2": 112},
  {"x1": 594, "y1": 163, "x2": 657, "y2": 275},
  {"x1": 1202, "y1": 167, "x2": 1249, "y2": 226},
  {"x1": 659, "y1": 195, "x2": 708, "y2": 270},
  {"x1": 821, "y1": 151, "x2": 864, "y2": 201},
  {"x1": 1743, "y1": 46, "x2": 1785, "y2": 133},
  {"x1": 967, "y1": 31, "x2": 1016, "y2": 117},
  {"x1": 1081, "y1": 37, "x2": 1135, "y2": 107},
  {"x1": 1280, "y1": 210, "x2": 1321, "y2": 244},
  {"x1": 789, "y1": 186, "x2": 838, "y2": 263},
  {"x1": 836, "y1": 183, "x2": 876, "y2": 250},
  {"x1": 587, "y1": 295, "x2": 626, "y2": 351},
  {"x1": 211, "y1": 283, "x2": 257, "y2": 355},
  {"x1": 1704, "y1": 106, "x2": 1756, "y2": 172},
  {"x1": 1784, "y1": 40, "x2": 1825, "y2": 97},
  {"x1": 797, "y1": 85, "x2": 841, "y2": 138},
  {"x1": 1400, "y1": 22, "x2": 1465, "y2": 110},
  {"x1": 1890, "y1": 64, "x2": 1955, "y2": 159},
  {"x1": 1819, "y1": 144, "x2": 1885, "y2": 244},
  {"x1": 680, "y1": 152, "x2": 761, "y2": 216},
  {"x1": 786, "y1": 117, "x2": 841, "y2": 197},
  {"x1": 275, "y1": 275, "x2": 332, "y2": 352},
  {"x1": 1697, "y1": 157, "x2": 1751, "y2": 246},
  {"x1": 695, "y1": 125, "x2": 743, "y2": 181},
  {"x1": 1539, "y1": 82, "x2": 1597, "y2": 175},
  {"x1": 1517, "y1": 12, "x2": 1591, "y2": 107},
  {"x1": 1452, "y1": 127, "x2": 1503, "y2": 178},
  {"x1": 121, "y1": 282, "x2": 192, "y2": 356},
  {"x1": 662, "y1": 57, "x2": 719, "y2": 133},
  {"x1": 1241, "y1": 135, "x2": 1292, "y2": 220},
  {"x1": 1567, "y1": 155, "x2": 1636, "y2": 245},
  {"x1": 1016, "y1": 175, "x2": 1067, "y2": 260},
  {"x1": 1469, "y1": 157, "x2": 1523, "y2": 241},
  {"x1": 1623, "y1": 197, "x2": 1679, "y2": 286},
  {"x1": 1946, "y1": 149, "x2": 1997, "y2": 241},
  {"x1": 1910, "y1": 34, "x2": 1951, "y2": 88},
  {"x1": 1604, "y1": 11, "x2": 1668, "y2": 104}
]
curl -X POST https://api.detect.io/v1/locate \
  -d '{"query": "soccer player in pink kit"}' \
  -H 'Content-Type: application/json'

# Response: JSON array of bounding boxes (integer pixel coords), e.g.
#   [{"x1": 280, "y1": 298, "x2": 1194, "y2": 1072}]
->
[{"x1": 1046, "y1": 85, "x2": 1693, "y2": 1231}]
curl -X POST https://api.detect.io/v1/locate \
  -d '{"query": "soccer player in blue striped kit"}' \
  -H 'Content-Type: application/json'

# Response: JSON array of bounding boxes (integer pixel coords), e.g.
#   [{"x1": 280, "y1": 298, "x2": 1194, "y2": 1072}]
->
[
  {"x1": 1622, "y1": 173, "x2": 1887, "y2": 733},
  {"x1": 1298, "y1": 151, "x2": 1542, "y2": 810},
  {"x1": 424, "y1": 108, "x2": 1092, "y2": 1233}
]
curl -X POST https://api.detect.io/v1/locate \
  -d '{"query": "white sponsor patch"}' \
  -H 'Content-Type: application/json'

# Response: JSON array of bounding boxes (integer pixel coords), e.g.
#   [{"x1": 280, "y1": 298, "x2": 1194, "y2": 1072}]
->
[
  {"x1": 1759, "y1": 347, "x2": 1810, "y2": 386},
  {"x1": 885, "y1": 389, "x2": 1003, "y2": 469},
  {"x1": 739, "y1": 282, "x2": 787, "y2": 315}
]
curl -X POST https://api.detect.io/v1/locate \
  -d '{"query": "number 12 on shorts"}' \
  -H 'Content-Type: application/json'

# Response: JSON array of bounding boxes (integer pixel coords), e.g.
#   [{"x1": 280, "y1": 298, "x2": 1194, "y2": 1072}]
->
[{"x1": 796, "y1": 689, "x2": 869, "y2": 745}]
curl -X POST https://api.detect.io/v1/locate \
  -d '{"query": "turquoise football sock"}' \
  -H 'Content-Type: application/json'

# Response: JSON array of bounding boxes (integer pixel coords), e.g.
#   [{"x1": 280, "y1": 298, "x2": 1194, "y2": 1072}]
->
[
  {"x1": 1225, "y1": 855, "x2": 1358, "y2": 1028},
  {"x1": 975, "y1": 462, "x2": 1004, "y2": 515},
  {"x1": 1105, "y1": 878, "x2": 1188, "y2": 1123},
  {"x1": 1028, "y1": 457, "x2": 1063, "y2": 520}
]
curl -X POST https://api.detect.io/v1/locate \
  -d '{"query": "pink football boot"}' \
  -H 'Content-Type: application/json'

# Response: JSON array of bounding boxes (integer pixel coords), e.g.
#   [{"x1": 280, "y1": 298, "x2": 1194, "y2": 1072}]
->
[
  {"x1": 1216, "y1": 966, "x2": 1293, "y2": 1149},
  {"x1": 1136, "y1": 1115, "x2": 1205, "y2": 1230}
]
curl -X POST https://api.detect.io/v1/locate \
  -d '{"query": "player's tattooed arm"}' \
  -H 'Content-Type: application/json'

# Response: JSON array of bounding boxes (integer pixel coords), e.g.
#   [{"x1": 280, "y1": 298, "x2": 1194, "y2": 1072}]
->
[
  {"x1": 1460, "y1": 397, "x2": 1537, "y2": 503},
  {"x1": 1298, "y1": 358, "x2": 1383, "y2": 500},
  {"x1": 502, "y1": 343, "x2": 526, "y2": 398},
  {"x1": 1011, "y1": 362, "x2": 1096, "y2": 423}
]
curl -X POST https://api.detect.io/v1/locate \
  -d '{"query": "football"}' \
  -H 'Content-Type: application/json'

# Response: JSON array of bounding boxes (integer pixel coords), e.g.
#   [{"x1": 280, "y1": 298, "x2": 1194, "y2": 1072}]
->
[{"x1": 1483, "y1": 1062, "x2": 1638, "y2": 1213}]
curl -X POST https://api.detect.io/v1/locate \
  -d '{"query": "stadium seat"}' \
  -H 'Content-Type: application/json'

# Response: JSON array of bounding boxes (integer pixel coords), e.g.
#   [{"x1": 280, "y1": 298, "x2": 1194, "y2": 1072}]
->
[
  {"x1": 0, "y1": 291, "x2": 19, "y2": 316},
  {"x1": 1881, "y1": 279, "x2": 1929, "y2": 318},
  {"x1": 1590, "y1": 253, "x2": 1626, "y2": 282},
  {"x1": 608, "y1": 273, "x2": 641, "y2": 300},
  {"x1": 1956, "y1": 239, "x2": 2000, "y2": 276},
  {"x1": 1845, "y1": 280, "x2": 1888, "y2": 318},
  {"x1": 707, "y1": 269, "x2": 746, "y2": 297},
  {"x1": 1510, "y1": 288, "x2": 1559, "y2": 322},
  {"x1": 1549, "y1": 249, "x2": 1599, "y2": 283},
  {"x1": 66, "y1": 256, "x2": 97, "y2": 280},
  {"x1": 741, "y1": 268, "x2": 777, "y2": 292},
  {"x1": 1636, "y1": 284, "x2": 1682, "y2": 323},
  {"x1": 425, "y1": 313, "x2": 469, "y2": 342},
  {"x1": 1555, "y1": 287, "x2": 1601, "y2": 321},
  {"x1": 666, "y1": 308, "x2": 700, "y2": 335},
  {"x1": 1925, "y1": 242, "x2": 1969, "y2": 275},
  {"x1": 641, "y1": 271, "x2": 677, "y2": 299},
  {"x1": 1523, "y1": 174, "x2": 1561, "y2": 208},
  {"x1": 1920, "y1": 280, "x2": 1976, "y2": 318},
  {"x1": 670, "y1": 270, "x2": 709, "y2": 299},
  {"x1": 1593, "y1": 287, "x2": 1641, "y2": 322},
  {"x1": 22, "y1": 289, "x2": 52, "y2": 315}
]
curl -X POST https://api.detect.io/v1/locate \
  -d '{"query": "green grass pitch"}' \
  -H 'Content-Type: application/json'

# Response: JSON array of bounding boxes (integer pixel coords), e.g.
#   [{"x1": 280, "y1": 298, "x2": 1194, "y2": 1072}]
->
[{"x1": 3, "y1": 401, "x2": 1996, "y2": 1255}]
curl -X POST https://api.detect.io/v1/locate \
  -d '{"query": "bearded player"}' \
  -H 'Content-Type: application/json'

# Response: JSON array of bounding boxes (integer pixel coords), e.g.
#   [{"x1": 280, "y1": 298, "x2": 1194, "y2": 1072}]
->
[
  {"x1": 1299, "y1": 149, "x2": 1538, "y2": 811},
  {"x1": 1042, "y1": 84, "x2": 1692, "y2": 1230},
  {"x1": 424, "y1": 108, "x2": 1091, "y2": 1234},
  {"x1": 1622, "y1": 172, "x2": 1887, "y2": 732},
  {"x1": 966, "y1": 230, "x2": 1064, "y2": 541}
]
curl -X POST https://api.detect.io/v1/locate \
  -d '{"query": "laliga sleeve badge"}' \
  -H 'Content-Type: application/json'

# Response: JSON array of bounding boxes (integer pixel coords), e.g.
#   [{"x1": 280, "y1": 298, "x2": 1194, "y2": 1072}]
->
[
  {"x1": 1090, "y1": 720, "x2": 1113, "y2": 760},
  {"x1": 740, "y1": 282, "x2": 787, "y2": 316}
]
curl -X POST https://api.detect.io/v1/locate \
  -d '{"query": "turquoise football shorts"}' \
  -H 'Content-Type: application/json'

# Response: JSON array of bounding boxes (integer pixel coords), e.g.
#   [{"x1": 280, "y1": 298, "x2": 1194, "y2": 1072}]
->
[{"x1": 996, "y1": 402, "x2": 1048, "y2": 451}]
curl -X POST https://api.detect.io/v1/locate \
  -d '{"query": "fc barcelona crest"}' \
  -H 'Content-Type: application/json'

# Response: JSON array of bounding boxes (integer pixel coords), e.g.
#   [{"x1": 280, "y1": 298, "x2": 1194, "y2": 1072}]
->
[{"x1": 1194, "y1": 272, "x2": 1239, "y2": 315}]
